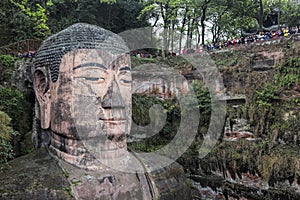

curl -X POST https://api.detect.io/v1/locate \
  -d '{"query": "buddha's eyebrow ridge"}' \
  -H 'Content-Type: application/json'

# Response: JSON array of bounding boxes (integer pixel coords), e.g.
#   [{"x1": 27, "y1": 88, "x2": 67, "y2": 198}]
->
[
  {"x1": 73, "y1": 63, "x2": 107, "y2": 70},
  {"x1": 119, "y1": 66, "x2": 131, "y2": 71}
]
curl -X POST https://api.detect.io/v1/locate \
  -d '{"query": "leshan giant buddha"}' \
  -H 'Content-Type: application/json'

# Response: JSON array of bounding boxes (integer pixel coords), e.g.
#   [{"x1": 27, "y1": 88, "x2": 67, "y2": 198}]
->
[{"x1": 31, "y1": 23, "x2": 190, "y2": 199}]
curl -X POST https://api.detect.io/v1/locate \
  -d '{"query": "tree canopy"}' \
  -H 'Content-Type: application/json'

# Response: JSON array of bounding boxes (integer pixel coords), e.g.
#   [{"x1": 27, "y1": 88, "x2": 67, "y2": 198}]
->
[
  {"x1": 0, "y1": 0, "x2": 299, "y2": 48},
  {"x1": 0, "y1": 0, "x2": 149, "y2": 46}
]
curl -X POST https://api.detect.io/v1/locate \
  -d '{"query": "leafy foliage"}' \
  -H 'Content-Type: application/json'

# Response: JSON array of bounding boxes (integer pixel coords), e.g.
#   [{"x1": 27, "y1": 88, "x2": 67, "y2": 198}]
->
[
  {"x1": 129, "y1": 79, "x2": 212, "y2": 152},
  {"x1": 190, "y1": 80, "x2": 211, "y2": 114},
  {"x1": 0, "y1": 86, "x2": 32, "y2": 134},
  {"x1": 0, "y1": 55, "x2": 35, "y2": 158},
  {"x1": 0, "y1": 54, "x2": 17, "y2": 68},
  {"x1": 0, "y1": 0, "x2": 299, "y2": 48},
  {"x1": 255, "y1": 84, "x2": 280, "y2": 107},
  {"x1": 129, "y1": 94, "x2": 180, "y2": 151},
  {"x1": 264, "y1": 0, "x2": 300, "y2": 27},
  {"x1": 0, "y1": 111, "x2": 19, "y2": 163},
  {"x1": 10, "y1": 0, "x2": 52, "y2": 38},
  {"x1": 0, "y1": 55, "x2": 18, "y2": 83},
  {"x1": 0, "y1": 0, "x2": 149, "y2": 46},
  {"x1": 274, "y1": 57, "x2": 300, "y2": 90},
  {"x1": 208, "y1": 0, "x2": 258, "y2": 42},
  {"x1": 256, "y1": 56, "x2": 300, "y2": 108}
]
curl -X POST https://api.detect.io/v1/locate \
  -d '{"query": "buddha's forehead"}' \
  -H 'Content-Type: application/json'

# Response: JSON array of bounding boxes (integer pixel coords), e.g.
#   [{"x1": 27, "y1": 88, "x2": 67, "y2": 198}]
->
[{"x1": 60, "y1": 49, "x2": 130, "y2": 70}]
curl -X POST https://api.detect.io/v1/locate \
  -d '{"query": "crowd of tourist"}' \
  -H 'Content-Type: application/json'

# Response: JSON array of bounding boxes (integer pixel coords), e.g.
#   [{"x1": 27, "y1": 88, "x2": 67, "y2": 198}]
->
[
  {"x1": 16, "y1": 50, "x2": 36, "y2": 59},
  {"x1": 202, "y1": 26, "x2": 300, "y2": 52},
  {"x1": 132, "y1": 26, "x2": 300, "y2": 58},
  {"x1": 14, "y1": 27, "x2": 294, "y2": 60}
]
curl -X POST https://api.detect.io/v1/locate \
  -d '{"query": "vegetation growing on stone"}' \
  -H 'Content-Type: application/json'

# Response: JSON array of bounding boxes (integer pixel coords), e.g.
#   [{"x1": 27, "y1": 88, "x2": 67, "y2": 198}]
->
[
  {"x1": 128, "y1": 39, "x2": 300, "y2": 199},
  {"x1": 0, "y1": 55, "x2": 34, "y2": 161},
  {"x1": 0, "y1": 111, "x2": 19, "y2": 163},
  {"x1": 0, "y1": 55, "x2": 19, "y2": 83}
]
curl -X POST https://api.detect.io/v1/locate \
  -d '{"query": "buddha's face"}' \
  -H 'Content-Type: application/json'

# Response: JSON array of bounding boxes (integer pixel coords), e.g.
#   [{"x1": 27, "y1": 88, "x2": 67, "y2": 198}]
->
[{"x1": 48, "y1": 49, "x2": 132, "y2": 156}]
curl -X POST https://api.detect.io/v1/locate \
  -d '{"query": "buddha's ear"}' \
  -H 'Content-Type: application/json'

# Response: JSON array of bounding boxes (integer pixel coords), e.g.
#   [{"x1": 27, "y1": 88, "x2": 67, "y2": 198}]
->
[{"x1": 33, "y1": 68, "x2": 51, "y2": 129}]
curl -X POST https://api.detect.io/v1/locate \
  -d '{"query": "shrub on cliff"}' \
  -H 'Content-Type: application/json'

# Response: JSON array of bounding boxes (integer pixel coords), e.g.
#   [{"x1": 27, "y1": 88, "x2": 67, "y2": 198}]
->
[
  {"x1": 0, "y1": 111, "x2": 19, "y2": 163},
  {"x1": 255, "y1": 84, "x2": 280, "y2": 107},
  {"x1": 0, "y1": 54, "x2": 18, "y2": 84},
  {"x1": 0, "y1": 86, "x2": 28, "y2": 132},
  {"x1": 0, "y1": 86, "x2": 34, "y2": 157}
]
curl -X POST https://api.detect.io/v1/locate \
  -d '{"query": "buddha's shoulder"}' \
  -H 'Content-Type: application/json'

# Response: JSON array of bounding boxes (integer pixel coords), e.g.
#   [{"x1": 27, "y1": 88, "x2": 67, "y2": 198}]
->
[
  {"x1": 135, "y1": 153, "x2": 191, "y2": 200},
  {"x1": 0, "y1": 148, "x2": 72, "y2": 200},
  {"x1": 148, "y1": 161, "x2": 191, "y2": 200}
]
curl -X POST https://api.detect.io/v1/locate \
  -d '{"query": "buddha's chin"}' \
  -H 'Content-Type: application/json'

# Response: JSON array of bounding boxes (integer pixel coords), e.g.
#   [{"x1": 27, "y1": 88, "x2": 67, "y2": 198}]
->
[
  {"x1": 99, "y1": 119, "x2": 130, "y2": 138},
  {"x1": 82, "y1": 121, "x2": 128, "y2": 151}
]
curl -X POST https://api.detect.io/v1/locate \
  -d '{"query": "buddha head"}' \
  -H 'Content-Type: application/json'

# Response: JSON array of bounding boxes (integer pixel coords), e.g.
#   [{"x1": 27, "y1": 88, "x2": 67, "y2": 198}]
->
[{"x1": 33, "y1": 23, "x2": 132, "y2": 169}]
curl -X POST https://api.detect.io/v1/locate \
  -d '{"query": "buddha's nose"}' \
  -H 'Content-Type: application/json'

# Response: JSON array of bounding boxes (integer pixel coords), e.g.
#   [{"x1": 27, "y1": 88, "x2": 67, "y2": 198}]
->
[{"x1": 101, "y1": 80, "x2": 125, "y2": 109}]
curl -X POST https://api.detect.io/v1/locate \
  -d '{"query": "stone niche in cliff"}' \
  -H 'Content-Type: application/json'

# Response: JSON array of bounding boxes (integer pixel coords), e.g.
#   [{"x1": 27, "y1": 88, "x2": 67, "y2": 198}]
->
[
  {"x1": 251, "y1": 49, "x2": 284, "y2": 71},
  {"x1": 132, "y1": 63, "x2": 189, "y2": 98},
  {"x1": 221, "y1": 95, "x2": 256, "y2": 142},
  {"x1": 10, "y1": 60, "x2": 33, "y2": 91}
]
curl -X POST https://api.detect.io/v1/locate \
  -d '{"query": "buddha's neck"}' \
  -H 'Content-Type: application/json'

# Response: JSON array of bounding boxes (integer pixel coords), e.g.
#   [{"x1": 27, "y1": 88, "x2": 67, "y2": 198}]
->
[{"x1": 48, "y1": 131, "x2": 127, "y2": 170}]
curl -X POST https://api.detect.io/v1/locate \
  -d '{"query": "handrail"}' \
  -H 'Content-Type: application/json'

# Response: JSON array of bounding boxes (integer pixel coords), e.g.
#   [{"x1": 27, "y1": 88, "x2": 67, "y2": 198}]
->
[{"x1": 0, "y1": 39, "x2": 42, "y2": 56}]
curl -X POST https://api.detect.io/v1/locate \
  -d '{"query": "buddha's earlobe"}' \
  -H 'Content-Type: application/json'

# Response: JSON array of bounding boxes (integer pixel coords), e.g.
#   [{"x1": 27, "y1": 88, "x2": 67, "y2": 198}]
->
[{"x1": 34, "y1": 69, "x2": 51, "y2": 129}]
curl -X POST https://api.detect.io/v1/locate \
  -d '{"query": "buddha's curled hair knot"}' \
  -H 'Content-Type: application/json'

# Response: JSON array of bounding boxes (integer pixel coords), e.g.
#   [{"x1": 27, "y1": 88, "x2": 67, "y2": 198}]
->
[{"x1": 33, "y1": 23, "x2": 129, "y2": 83}]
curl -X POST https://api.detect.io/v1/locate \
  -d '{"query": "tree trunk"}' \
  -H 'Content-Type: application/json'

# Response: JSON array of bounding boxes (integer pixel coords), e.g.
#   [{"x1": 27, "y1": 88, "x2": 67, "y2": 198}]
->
[
  {"x1": 197, "y1": 26, "x2": 201, "y2": 48},
  {"x1": 186, "y1": 15, "x2": 191, "y2": 48},
  {"x1": 179, "y1": 7, "x2": 188, "y2": 54},
  {"x1": 212, "y1": 26, "x2": 215, "y2": 44},
  {"x1": 151, "y1": 16, "x2": 159, "y2": 44},
  {"x1": 278, "y1": 0, "x2": 281, "y2": 30},
  {"x1": 160, "y1": 3, "x2": 168, "y2": 59},
  {"x1": 162, "y1": 26, "x2": 168, "y2": 59},
  {"x1": 171, "y1": 20, "x2": 175, "y2": 52},
  {"x1": 201, "y1": 8, "x2": 206, "y2": 45},
  {"x1": 200, "y1": 0, "x2": 211, "y2": 45},
  {"x1": 167, "y1": 24, "x2": 172, "y2": 51},
  {"x1": 189, "y1": 17, "x2": 196, "y2": 48},
  {"x1": 259, "y1": 0, "x2": 264, "y2": 31}
]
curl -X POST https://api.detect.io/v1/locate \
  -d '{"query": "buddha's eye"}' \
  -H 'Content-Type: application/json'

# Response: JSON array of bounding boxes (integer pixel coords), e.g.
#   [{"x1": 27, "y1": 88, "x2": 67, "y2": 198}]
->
[
  {"x1": 119, "y1": 66, "x2": 131, "y2": 85},
  {"x1": 75, "y1": 77, "x2": 105, "y2": 83},
  {"x1": 120, "y1": 79, "x2": 132, "y2": 84},
  {"x1": 119, "y1": 73, "x2": 131, "y2": 85},
  {"x1": 84, "y1": 77, "x2": 99, "y2": 81},
  {"x1": 119, "y1": 75, "x2": 132, "y2": 85},
  {"x1": 85, "y1": 77, "x2": 105, "y2": 82}
]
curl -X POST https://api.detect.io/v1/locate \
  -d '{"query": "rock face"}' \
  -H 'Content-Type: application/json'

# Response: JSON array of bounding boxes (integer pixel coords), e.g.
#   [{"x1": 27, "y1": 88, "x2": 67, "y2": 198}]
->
[
  {"x1": 148, "y1": 162, "x2": 191, "y2": 200},
  {"x1": 132, "y1": 64, "x2": 190, "y2": 98},
  {"x1": 8, "y1": 25, "x2": 300, "y2": 200},
  {"x1": 0, "y1": 148, "x2": 71, "y2": 200},
  {"x1": 0, "y1": 147, "x2": 190, "y2": 200},
  {"x1": 10, "y1": 60, "x2": 33, "y2": 92},
  {"x1": 187, "y1": 39, "x2": 300, "y2": 199},
  {"x1": 1, "y1": 24, "x2": 190, "y2": 200},
  {"x1": 59, "y1": 157, "x2": 190, "y2": 200}
]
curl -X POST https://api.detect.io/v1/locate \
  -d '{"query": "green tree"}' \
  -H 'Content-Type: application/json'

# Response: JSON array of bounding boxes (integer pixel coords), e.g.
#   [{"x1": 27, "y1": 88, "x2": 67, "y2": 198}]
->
[
  {"x1": 265, "y1": 0, "x2": 300, "y2": 27},
  {"x1": 139, "y1": 0, "x2": 182, "y2": 57},
  {"x1": 0, "y1": 111, "x2": 19, "y2": 163},
  {"x1": 47, "y1": 0, "x2": 148, "y2": 34},
  {"x1": 208, "y1": 0, "x2": 258, "y2": 42},
  {"x1": 256, "y1": 84, "x2": 280, "y2": 107},
  {"x1": 0, "y1": 87, "x2": 31, "y2": 135},
  {"x1": 10, "y1": 0, "x2": 52, "y2": 38},
  {"x1": 0, "y1": 0, "x2": 34, "y2": 45},
  {"x1": 197, "y1": 0, "x2": 212, "y2": 45},
  {"x1": 0, "y1": 0, "x2": 148, "y2": 45},
  {"x1": 0, "y1": 86, "x2": 34, "y2": 157},
  {"x1": 0, "y1": 55, "x2": 19, "y2": 83}
]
